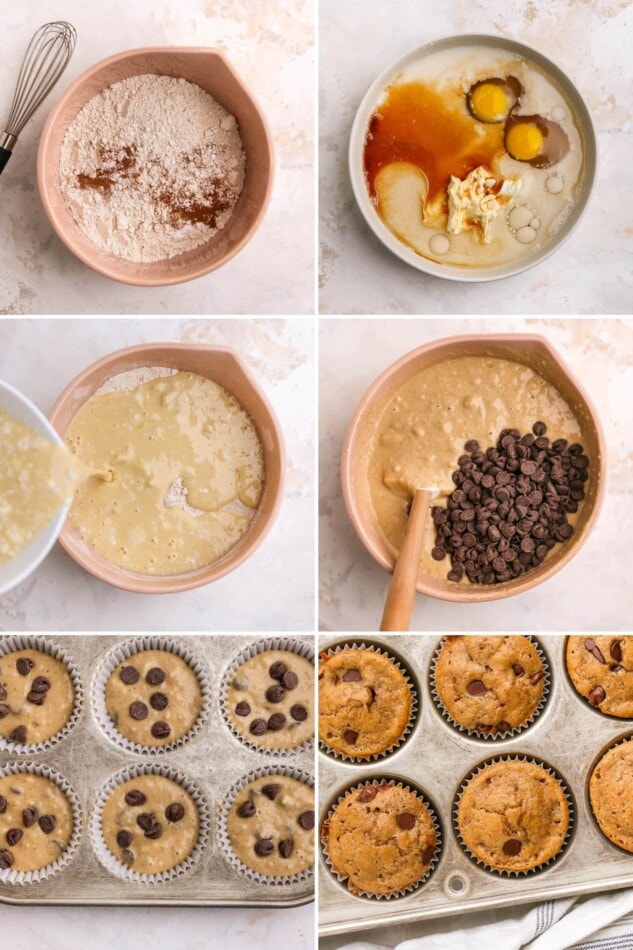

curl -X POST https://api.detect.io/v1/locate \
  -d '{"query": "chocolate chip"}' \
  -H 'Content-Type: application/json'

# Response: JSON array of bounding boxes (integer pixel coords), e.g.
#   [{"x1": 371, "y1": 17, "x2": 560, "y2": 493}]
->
[
  {"x1": 281, "y1": 671, "x2": 299, "y2": 690},
  {"x1": 0, "y1": 850, "x2": 13, "y2": 869},
  {"x1": 588, "y1": 686, "x2": 606, "y2": 706},
  {"x1": 22, "y1": 808, "x2": 37, "y2": 828},
  {"x1": 343, "y1": 729, "x2": 358, "y2": 745},
  {"x1": 129, "y1": 701, "x2": 148, "y2": 720},
  {"x1": 146, "y1": 667, "x2": 165, "y2": 686},
  {"x1": 117, "y1": 830, "x2": 133, "y2": 848},
  {"x1": 503, "y1": 838, "x2": 522, "y2": 856},
  {"x1": 149, "y1": 692, "x2": 168, "y2": 711},
  {"x1": 235, "y1": 701, "x2": 251, "y2": 717},
  {"x1": 290, "y1": 704, "x2": 308, "y2": 722},
  {"x1": 16, "y1": 658, "x2": 34, "y2": 676},
  {"x1": 30, "y1": 677, "x2": 50, "y2": 693},
  {"x1": 165, "y1": 803, "x2": 185, "y2": 823},
  {"x1": 27, "y1": 690, "x2": 46, "y2": 705},
  {"x1": 254, "y1": 838, "x2": 274, "y2": 857},
  {"x1": 358, "y1": 787, "x2": 377, "y2": 803},
  {"x1": 342, "y1": 670, "x2": 361, "y2": 682},
  {"x1": 0, "y1": 797, "x2": 6, "y2": 814},
  {"x1": 610, "y1": 640, "x2": 623, "y2": 663},
  {"x1": 265, "y1": 685, "x2": 285, "y2": 703},
  {"x1": 278, "y1": 838, "x2": 294, "y2": 858},
  {"x1": 422, "y1": 844, "x2": 436, "y2": 865},
  {"x1": 136, "y1": 813, "x2": 154, "y2": 832},
  {"x1": 396, "y1": 813, "x2": 416, "y2": 830},
  {"x1": 38, "y1": 815, "x2": 56, "y2": 835},
  {"x1": 584, "y1": 639, "x2": 606, "y2": 664},
  {"x1": 238, "y1": 800, "x2": 256, "y2": 818},
  {"x1": 125, "y1": 790, "x2": 146, "y2": 807},
  {"x1": 269, "y1": 661, "x2": 287, "y2": 681},
  {"x1": 262, "y1": 784, "x2": 281, "y2": 801},
  {"x1": 467, "y1": 680, "x2": 486, "y2": 696},
  {"x1": 297, "y1": 810, "x2": 314, "y2": 830},
  {"x1": 529, "y1": 671, "x2": 544, "y2": 685},
  {"x1": 432, "y1": 546, "x2": 447, "y2": 561},
  {"x1": 496, "y1": 721, "x2": 511, "y2": 733},
  {"x1": 9, "y1": 726, "x2": 26, "y2": 744},
  {"x1": 533, "y1": 422, "x2": 547, "y2": 436},
  {"x1": 0, "y1": 704, "x2": 9, "y2": 719},
  {"x1": 150, "y1": 721, "x2": 171, "y2": 739},
  {"x1": 6, "y1": 828, "x2": 22, "y2": 846},
  {"x1": 249, "y1": 718, "x2": 268, "y2": 736},
  {"x1": 465, "y1": 439, "x2": 480, "y2": 452},
  {"x1": 120, "y1": 666, "x2": 140, "y2": 685},
  {"x1": 268, "y1": 713, "x2": 286, "y2": 731},
  {"x1": 512, "y1": 664, "x2": 525, "y2": 677},
  {"x1": 0, "y1": 686, "x2": 5, "y2": 701},
  {"x1": 145, "y1": 822, "x2": 163, "y2": 840}
]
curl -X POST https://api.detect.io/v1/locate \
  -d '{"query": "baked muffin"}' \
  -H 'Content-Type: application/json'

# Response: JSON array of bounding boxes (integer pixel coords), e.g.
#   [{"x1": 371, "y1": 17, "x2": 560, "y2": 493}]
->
[
  {"x1": 227, "y1": 775, "x2": 314, "y2": 877},
  {"x1": 101, "y1": 774, "x2": 199, "y2": 875},
  {"x1": 566, "y1": 637, "x2": 633, "y2": 718},
  {"x1": 433, "y1": 635, "x2": 545, "y2": 735},
  {"x1": 105, "y1": 649, "x2": 202, "y2": 746},
  {"x1": 589, "y1": 739, "x2": 633, "y2": 852},
  {"x1": 0, "y1": 648, "x2": 75, "y2": 746},
  {"x1": 226, "y1": 649, "x2": 313, "y2": 750},
  {"x1": 325, "y1": 782, "x2": 437, "y2": 896},
  {"x1": 319, "y1": 648, "x2": 412, "y2": 759},
  {"x1": 0, "y1": 772, "x2": 74, "y2": 872},
  {"x1": 457, "y1": 760, "x2": 570, "y2": 873}
]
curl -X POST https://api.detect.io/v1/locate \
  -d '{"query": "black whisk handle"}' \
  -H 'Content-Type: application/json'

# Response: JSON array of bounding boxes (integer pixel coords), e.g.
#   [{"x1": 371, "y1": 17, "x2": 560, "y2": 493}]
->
[{"x1": 0, "y1": 147, "x2": 12, "y2": 174}]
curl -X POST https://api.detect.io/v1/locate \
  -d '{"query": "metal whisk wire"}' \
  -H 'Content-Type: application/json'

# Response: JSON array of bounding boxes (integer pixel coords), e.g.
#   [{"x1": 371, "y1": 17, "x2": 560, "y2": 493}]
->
[{"x1": 0, "y1": 21, "x2": 77, "y2": 174}]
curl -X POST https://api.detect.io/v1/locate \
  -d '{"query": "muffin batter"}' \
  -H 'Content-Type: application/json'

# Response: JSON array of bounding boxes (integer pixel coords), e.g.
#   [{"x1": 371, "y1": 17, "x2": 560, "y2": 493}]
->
[
  {"x1": 105, "y1": 649, "x2": 203, "y2": 746},
  {"x1": 369, "y1": 355, "x2": 585, "y2": 579},
  {"x1": 227, "y1": 775, "x2": 314, "y2": 877},
  {"x1": 0, "y1": 772, "x2": 74, "y2": 872},
  {"x1": 0, "y1": 648, "x2": 75, "y2": 746},
  {"x1": 227, "y1": 650, "x2": 314, "y2": 750},
  {"x1": 65, "y1": 371, "x2": 264, "y2": 575},
  {"x1": 566, "y1": 637, "x2": 633, "y2": 718},
  {"x1": 101, "y1": 774, "x2": 199, "y2": 875},
  {"x1": 319, "y1": 648, "x2": 412, "y2": 758},
  {"x1": 457, "y1": 760, "x2": 570, "y2": 872},
  {"x1": 589, "y1": 740, "x2": 633, "y2": 853},
  {"x1": 433, "y1": 636, "x2": 545, "y2": 735},
  {"x1": 325, "y1": 782, "x2": 437, "y2": 895}
]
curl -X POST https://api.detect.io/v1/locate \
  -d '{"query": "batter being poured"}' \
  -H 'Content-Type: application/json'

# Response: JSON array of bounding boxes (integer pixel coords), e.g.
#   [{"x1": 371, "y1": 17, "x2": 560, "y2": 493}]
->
[{"x1": 65, "y1": 370, "x2": 264, "y2": 575}]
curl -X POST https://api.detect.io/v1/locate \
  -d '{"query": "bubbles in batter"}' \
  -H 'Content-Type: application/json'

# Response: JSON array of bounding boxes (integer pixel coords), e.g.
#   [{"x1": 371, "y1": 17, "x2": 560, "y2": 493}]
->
[
  {"x1": 546, "y1": 174, "x2": 565, "y2": 195},
  {"x1": 508, "y1": 205, "x2": 541, "y2": 244},
  {"x1": 552, "y1": 105, "x2": 567, "y2": 122},
  {"x1": 429, "y1": 234, "x2": 450, "y2": 255}
]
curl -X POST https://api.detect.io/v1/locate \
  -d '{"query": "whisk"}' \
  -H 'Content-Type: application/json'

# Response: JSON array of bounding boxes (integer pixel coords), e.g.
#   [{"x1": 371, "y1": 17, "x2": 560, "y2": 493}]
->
[{"x1": 0, "y1": 21, "x2": 77, "y2": 175}]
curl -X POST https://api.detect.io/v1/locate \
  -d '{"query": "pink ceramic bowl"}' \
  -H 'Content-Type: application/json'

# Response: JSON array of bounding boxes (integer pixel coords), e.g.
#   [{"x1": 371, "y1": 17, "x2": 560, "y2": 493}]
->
[
  {"x1": 38, "y1": 48, "x2": 274, "y2": 286},
  {"x1": 49, "y1": 344, "x2": 285, "y2": 593}
]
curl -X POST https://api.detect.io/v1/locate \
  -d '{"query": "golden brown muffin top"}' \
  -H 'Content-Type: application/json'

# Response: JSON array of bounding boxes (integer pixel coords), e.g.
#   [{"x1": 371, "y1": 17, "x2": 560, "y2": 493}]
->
[
  {"x1": 566, "y1": 637, "x2": 633, "y2": 718},
  {"x1": 589, "y1": 740, "x2": 633, "y2": 853}
]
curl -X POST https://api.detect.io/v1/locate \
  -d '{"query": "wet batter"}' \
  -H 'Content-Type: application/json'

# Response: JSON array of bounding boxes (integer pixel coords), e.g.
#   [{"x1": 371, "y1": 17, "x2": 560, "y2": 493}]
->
[
  {"x1": 0, "y1": 772, "x2": 74, "y2": 872},
  {"x1": 0, "y1": 648, "x2": 75, "y2": 746}
]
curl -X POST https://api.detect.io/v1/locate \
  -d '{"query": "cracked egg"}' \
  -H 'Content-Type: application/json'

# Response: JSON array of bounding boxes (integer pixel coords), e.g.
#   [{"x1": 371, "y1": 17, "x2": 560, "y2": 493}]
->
[
  {"x1": 466, "y1": 76, "x2": 522, "y2": 124},
  {"x1": 504, "y1": 114, "x2": 570, "y2": 168}
]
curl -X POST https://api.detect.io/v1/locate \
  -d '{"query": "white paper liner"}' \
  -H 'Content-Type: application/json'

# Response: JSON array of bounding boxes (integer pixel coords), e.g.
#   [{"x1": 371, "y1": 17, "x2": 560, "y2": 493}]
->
[
  {"x1": 90, "y1": 762, "x2": 210, "y2": 885},
  {"x1": 92, "y1": 636, "x2": 210, "y2": 756},
  {"x1": 0, "y1": 761, "x2": 82, "y2": 885},
  {"x1": 588, "y1": 731, "x2": 633, "y2": 853},
  {"x1": 218, "y1": 764, "x2": 315, "y2": 885},
  {"x1": 318, "y1": 640, "x2": 419, "y2": 763},
  {"x1": 429, "y1": 635, "x2": 551, "y2": 742},
  {"x1": 452, "y1": 754, "x2": 575, "y2": 877},
  {"x1": 220, "y1": 637, "x2": 315, "y2": 757},
  {"x1": 0, "y1": 635, "x2": 84, "y2": 754},
  {"x1": 321, "y1": 777, "x2": 442, "y2": 901}
]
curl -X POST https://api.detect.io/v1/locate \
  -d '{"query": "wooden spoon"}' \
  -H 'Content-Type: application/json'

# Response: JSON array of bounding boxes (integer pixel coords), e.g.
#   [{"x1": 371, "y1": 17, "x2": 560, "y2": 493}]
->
[{"x1": 380, "y1": 487, "x2": 438, "y2": 631}]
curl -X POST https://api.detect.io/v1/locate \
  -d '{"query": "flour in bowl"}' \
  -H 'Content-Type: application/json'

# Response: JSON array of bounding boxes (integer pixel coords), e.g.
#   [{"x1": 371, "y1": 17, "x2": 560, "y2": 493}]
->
[{"x1": 59, "y1": 74, "x2": 246, "y2": 263}]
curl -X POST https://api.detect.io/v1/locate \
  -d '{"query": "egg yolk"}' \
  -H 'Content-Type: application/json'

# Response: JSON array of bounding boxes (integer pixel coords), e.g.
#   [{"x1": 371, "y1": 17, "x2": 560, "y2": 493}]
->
[
  {"x1": 506, "y1": 123, "x2": 544, "y2": 161},
  {"x1": 470, "y1": 83, "x2": 508, "y2": 122}
]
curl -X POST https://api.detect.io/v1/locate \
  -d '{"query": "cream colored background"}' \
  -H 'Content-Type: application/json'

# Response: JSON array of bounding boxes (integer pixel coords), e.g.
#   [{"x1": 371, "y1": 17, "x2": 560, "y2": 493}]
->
[
  {"x1": 319, "y1": 0, "x2": 633, "y2": 314},
  {"x1": 0, "y1": 0, "x2": 314, "y2": 315},
  {"x1": 320, "y1": 318, "x2": 632, "y2": 631},
  {"x1": 0, "y1": 318, "x2": 314, "y2": 632}
]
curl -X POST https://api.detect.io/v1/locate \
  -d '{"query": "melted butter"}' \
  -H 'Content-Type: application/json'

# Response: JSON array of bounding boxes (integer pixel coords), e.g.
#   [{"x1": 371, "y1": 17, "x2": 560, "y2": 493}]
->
[
  {"x1": 0, "y1": 411, "x2": 108, "y2": 564},
  {"x1": 65, "y1": 371, "x2": 264, "y2": 576},
  {"x1": 368, "y1": 356, "x2": 587, "y2": 581}
]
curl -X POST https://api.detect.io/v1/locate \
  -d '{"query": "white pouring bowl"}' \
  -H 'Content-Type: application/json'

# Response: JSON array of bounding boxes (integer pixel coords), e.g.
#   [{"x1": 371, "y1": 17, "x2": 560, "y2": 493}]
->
[{"x1": 0, "y1": 380, "x2": 70, "y2": 597}]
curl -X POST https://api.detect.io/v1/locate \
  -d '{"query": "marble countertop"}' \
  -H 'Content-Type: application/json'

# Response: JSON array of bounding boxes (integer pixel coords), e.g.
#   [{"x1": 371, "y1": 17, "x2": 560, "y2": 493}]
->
[
  {"x1": 319, "y1": 318, "x2": 633, "y2": 632},
  {"x1": 0, "y1": 318, "x2": 314, "y2": 632},
  {"x1": 319, "y1": 0, "x2": 633, "y2": 314},
  {"x1": 0, "y1": 0, "x2": 314, "y2": 315}
]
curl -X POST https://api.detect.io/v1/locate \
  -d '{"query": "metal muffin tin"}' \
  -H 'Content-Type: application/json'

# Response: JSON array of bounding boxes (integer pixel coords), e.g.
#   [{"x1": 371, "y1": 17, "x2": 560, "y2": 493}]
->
[
  {"x1": 318, "y1": 634, "x2": 633, "y2": 937},
  {"x1": 0, "y1": 634, "x2": 315, "y2": 907}
]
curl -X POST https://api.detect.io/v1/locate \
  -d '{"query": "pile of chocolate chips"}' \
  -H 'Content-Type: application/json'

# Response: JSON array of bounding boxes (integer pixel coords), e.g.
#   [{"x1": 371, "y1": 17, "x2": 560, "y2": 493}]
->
[
  {"x1": 233, "y1": 660, "x2": 308, "y2": 737},
  {"x1": 0, "y1": 796, "x2": 58, "y2": 869},
  {"x1": 0, "y1": 657, "x2": 53, "y2": 744},
  {"x1": 119, "y1": 664, "x2": 172, "y2": 740},
  {"x1": 236, "y1": 782, "x2": 314, "y2": 860},
  {"x1": 115, "y1": 789, "x2": 186, "y2": 863},
  {"x1": 431, "y1": 422, "x2": 589, "y2": 585}
]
